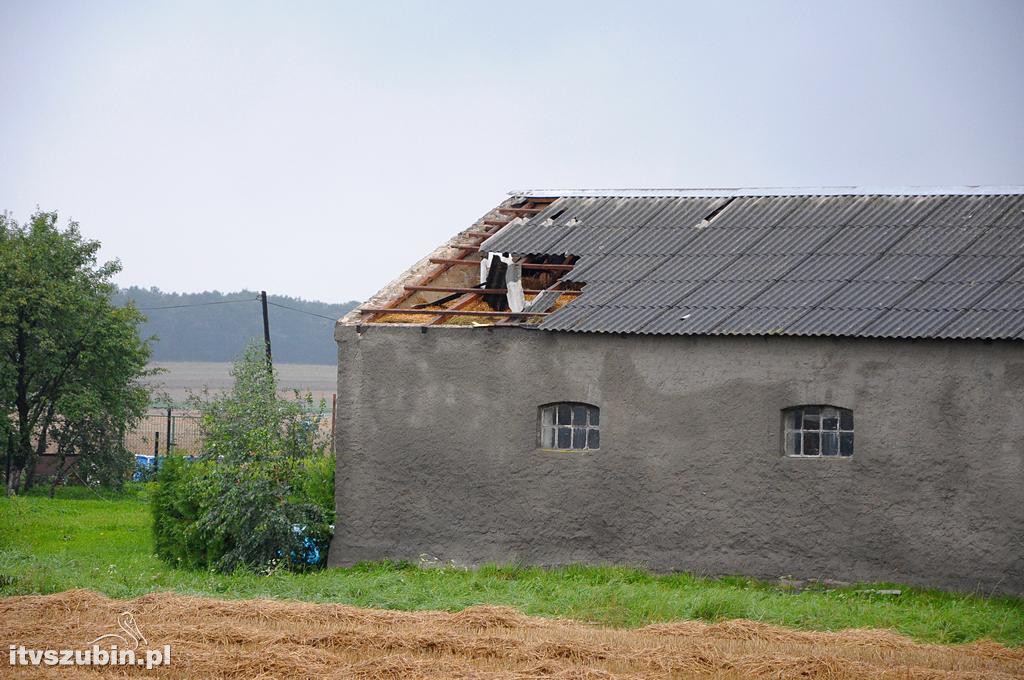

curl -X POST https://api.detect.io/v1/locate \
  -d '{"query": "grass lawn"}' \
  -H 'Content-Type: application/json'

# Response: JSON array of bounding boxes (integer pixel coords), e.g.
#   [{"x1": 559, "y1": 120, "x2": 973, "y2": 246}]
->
[{"x1": 1, "y1": 485, "x2": 1021, "y2": 646}]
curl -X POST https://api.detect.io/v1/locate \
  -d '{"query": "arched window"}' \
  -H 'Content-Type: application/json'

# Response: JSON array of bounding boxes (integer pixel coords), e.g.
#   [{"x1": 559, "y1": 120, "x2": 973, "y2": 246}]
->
[
  {"x1": 540, "y1": 402, "x2": 599, "y2": 450},
  {"x1": 783, "y1": 406, "x2": 853, "y2": 457}
]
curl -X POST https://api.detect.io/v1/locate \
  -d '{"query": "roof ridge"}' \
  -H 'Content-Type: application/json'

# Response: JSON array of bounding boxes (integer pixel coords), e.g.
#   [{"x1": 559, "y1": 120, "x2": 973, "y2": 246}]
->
[{"x1": 513, "y1": 186, "x2": 1024, "y2": 198}]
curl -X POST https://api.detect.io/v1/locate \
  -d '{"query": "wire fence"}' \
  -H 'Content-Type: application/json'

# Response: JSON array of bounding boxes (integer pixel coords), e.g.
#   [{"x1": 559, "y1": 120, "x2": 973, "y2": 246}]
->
[
  {"x1": 124, "y1": 408, "x2": 204, "y2": 458},
  {"x1": 123, "y1": 400, "x2": 336, "y2": 458}
]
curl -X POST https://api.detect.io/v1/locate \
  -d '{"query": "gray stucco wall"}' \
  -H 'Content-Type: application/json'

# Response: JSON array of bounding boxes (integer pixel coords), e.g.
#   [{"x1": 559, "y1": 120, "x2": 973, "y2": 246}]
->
[{"x1": 329, "y1": 324, "x2": 1024, "y2": 594}]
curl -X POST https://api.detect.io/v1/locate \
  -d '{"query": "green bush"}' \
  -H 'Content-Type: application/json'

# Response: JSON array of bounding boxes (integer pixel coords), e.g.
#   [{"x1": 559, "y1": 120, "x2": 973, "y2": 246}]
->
[
  {"x1": 293, "y1": 454, "x2": 335, "y2": 522},
  {"x1": 152, "y1": 457, "x2": 223, "y2": 569},
  {"x1": 151, "y1": 343, "x2": 332, "y2": 572}
]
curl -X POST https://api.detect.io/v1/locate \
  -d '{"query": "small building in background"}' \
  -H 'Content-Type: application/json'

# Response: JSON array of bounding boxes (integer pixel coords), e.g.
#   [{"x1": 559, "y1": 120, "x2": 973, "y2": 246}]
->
[{"x1": 329, "y1": 187, "x2": 1024, "y2": 595}]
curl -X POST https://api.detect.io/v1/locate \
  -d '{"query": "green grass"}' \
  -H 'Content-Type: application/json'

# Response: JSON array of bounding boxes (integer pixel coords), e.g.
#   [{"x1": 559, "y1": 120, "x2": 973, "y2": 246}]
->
[{"x1": 1, "y1": 486, "x2": 1021, "y2": 646}]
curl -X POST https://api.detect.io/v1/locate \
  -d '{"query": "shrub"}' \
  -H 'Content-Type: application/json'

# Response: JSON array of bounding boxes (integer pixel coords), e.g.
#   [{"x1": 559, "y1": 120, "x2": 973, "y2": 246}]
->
[
  {"x1": 152, "y1": 457, "x2": 223, "y2": 569},
  {"x1": 152, "y1": 343, "x2": 332, "y2": 572}
]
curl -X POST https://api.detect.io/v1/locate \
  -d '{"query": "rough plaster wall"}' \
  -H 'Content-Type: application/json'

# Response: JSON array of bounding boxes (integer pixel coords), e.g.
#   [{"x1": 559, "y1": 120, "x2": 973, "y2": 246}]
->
[{"x1": 329, "y1": 324, "x2": 1024, "y2": 594}]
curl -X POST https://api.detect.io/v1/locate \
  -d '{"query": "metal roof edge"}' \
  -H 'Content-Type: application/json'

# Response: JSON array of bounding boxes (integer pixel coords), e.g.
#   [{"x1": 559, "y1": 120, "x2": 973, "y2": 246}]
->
[{"x1": 511, "y1": 186, "x2": 1024, "y2": 198}]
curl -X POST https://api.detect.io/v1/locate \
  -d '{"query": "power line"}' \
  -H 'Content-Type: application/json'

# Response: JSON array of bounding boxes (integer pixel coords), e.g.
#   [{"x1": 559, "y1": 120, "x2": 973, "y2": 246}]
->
[
  {"x1": 135, "y1": 298, "x2": 259, "y2": 311},
  {"x1": 266, "y1": 301, "x2": 340, "y2": 321}
]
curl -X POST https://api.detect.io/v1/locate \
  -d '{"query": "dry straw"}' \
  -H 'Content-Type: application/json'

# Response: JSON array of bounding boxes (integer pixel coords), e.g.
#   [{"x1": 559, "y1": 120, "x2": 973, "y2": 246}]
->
[{"x1": 0, "y1": 590, "x2": 1020, "y2": 678}]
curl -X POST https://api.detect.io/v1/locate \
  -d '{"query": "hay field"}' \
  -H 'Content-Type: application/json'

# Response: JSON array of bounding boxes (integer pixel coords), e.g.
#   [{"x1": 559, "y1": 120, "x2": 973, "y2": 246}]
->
[
  {"x1": 144, "y1": 361, "x2": 336, "y2": 402},
  {"x1": 2, "y1": 591, "x2": 1021, "y2": 679}
]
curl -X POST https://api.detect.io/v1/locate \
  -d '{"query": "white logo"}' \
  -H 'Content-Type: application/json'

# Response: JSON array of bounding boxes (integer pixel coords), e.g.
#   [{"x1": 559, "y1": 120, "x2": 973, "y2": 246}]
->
[
  {"x1": 87, "y1": 611, "x2": 148, "y2": 650},
  {"x1": 9, "y1": 611, "x2": 170, "y2": 669}
]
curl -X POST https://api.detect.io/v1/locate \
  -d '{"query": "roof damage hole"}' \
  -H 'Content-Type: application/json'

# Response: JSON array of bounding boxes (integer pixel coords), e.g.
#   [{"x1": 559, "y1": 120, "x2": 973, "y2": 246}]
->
[{"x1": 696, "y1": 198, "x2": 735, "y2": 229}]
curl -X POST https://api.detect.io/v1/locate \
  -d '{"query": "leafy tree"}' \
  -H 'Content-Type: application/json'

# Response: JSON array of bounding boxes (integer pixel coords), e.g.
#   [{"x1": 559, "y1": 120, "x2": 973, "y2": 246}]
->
[
  {"x1": 153, "y1": 342, "x2": 333, "y2": 572},
  {"x1": 0, "y1": 210, "x2": 151, "y2": 494}
]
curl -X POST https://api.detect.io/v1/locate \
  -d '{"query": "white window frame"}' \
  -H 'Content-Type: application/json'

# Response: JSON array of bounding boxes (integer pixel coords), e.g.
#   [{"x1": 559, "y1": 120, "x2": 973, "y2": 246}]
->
[
  {"x1": 783, "y1": 405, "x2": 854, "y2": 457},
  {"x1": 539, "y1": 402, "x2": 600, "y2": 451}
]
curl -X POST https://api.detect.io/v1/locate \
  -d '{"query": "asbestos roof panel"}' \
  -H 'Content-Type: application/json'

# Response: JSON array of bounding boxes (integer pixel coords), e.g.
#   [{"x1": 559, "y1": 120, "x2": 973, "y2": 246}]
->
[
  {"x1": 644, "y1": 255, "x2": 739, "y2": 281},
  {"x1": 896, "y1": 281, "x2": 996, "y2": 310},
  {"x1": 752, "y1": 227, "x2": 841, "y2": 254},
  {"x1": 744, "y1": 279, "x2": 847, "y2": 307},
  {"x1": 673, "y1": 279, "x2": 772, "y2": 307},
  {"x1": 538, "y1": 302, "x2": 593, "y2": 331},
  {"x1": 815, "y1": 227, "x2": 911, "y2": 254},
  {"x1": 608, "y1": 281, "x2": 694, "y2": 308},
  {"x1": 844, "y1": 195, "x2": 947, "y2": 227},
  {"x1": 713, "y1": 255, "x2": 807, "y2": 281},
  {"x1": 992, "y1": 195, "x2": 1024, "y2": 226},
  {"x1": 548, "y1": 227, "x2": 634, "y2": 256},
  {"x1": 857, "y1": 255, "x2": 953, "y2": 282},
  {"x1": 683, "y1": 228, "x2": 773, "y2": 255},
  {"x1": 517, "y1": 186, "x2": 1024, "y2": 198},
  {"x1": 937, "y1": 309, "x2": 1024, "y2": 339},
  {"x1": 535, "y1": 197, "x2": 674, "y2": 228},
  {"x1": 574, "y1": 281, "x2": 630, "y2": 306},
  {"x1": 781, "y1": 307, "x2": 889, "y2": 337},
  {"x1": 890, "y1": 227, "x2": 988, "y2": 255},
  {"x1": 713, "y1": 306, "x2": 818, "y2": 335},
  {"x1": 544, "y1": 197, "x2": 604, "y2": 226},
  {"x1": 552, "y1": 305, "x2": 666, "y2": 334},
  {"x1": 929, "y1": 256, "x2": 1022, "y2": 283},
  {"x1": 644, "y1": 197, "x2": 727, "y2": 228},
  {"x1": 819, "y1": 281, "x2": 919, "y2": 308},
  {"x1": 775, "y1": 195, "x2": 872, "y2": 227},
  {"x1": 614, "y1": 228, "x2": 702, "y2": 255},
  {"x1": 581, "y1": 197, "x2": 677, "y2": 227},
  {"x1": 709, "y1": 196, "x2": 808, "y2": 229},
  {"x1": 480, "y1": 222, "x2": 574, "y2": 254},
  {"x1": 921, "y1": 194, "x2": 1023, "y2": 227},
  {"x1": 565, "y1": 255, "x2": 668, "y2": 282},
  {"x1": 970, "y1": 280, "x2": 1024, "y2": 310},
  {"x1": 454, "y1": 191, "x2": 1024, "y2": 340},
  {"x1": 859, "y1": 308, "x2": 965, "y2": 338},
  {"x1": 782, "y1": 254, "x2": 877, "y2": 281},
  {"x1": 640, "y1": 306, "x2": 740, "y2": 335},
  {"x1": 962, "y1": 228, "x2": 1024, "y2": 256}
]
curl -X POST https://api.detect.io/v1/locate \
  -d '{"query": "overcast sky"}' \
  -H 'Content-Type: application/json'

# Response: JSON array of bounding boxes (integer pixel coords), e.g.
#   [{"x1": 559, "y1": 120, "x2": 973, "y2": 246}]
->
[{"x1": 2, "y1": 1, "x2": 1022, "y2": 302}]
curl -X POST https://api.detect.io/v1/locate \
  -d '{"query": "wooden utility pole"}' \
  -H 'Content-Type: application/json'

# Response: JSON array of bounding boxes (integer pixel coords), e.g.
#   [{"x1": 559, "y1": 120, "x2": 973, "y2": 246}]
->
[
  {"x1": 166, "y1": 406, "x2": 173, "y2": 456},
  {"x1": 260, "y1": 290, "x2": 273, "y2": 371}
]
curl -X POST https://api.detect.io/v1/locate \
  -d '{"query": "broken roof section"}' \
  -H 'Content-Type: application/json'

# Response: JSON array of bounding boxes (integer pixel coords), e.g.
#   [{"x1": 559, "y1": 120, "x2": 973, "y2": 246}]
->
[{"x1": 351, "y1": 188, "x2": 1024, "y2": 340}]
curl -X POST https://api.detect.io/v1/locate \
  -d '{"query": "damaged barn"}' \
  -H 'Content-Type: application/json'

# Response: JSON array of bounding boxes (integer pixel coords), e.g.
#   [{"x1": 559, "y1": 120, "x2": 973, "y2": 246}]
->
[{"x1": 330, "y1": 187, "x2": 1024, "y2": 595}]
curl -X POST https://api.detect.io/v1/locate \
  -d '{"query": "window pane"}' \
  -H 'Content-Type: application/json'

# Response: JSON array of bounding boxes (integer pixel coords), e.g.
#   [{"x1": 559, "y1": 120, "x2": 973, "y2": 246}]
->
[
  {"x1": 785, "y1": 409, "x2": 801, "y2": 430},
  {"x1": 589, "y1": 408, "x2": 599, "y2": 426},
  {"x1": 785, "y1": 431, "x2": 801, "y2": 455},
  {"x1": 840, "y1": 432, "x2": 854, "y2": 456},
  {"x1": 803, "y1": 407, "x2": 820, "y2": 429},
  {"x1": 572, "y1": 404, "x2": 587, "y2": 425},
  {"x1": 541, "y1": 407, "x2": 554, "y2": 426},
  {"x1": 541, "y1": 426, "x2": 555, "y2": 448},
  {"x1": 839, "y1": 409, "x2": 853, "y2": 431},
  {"x1": 821, "y1": 407, "x2": 839, "y2": 430},
  {"x1": 588, "y1": 429, "x2": 600, "y2": 449},
  {"x1": 803, "y1": 432, "x2": 820, "y2": 455},
  {"x1": 572, "y1": 427, "x2": 587, "y2": 449},
  {"x1": 557, "y1": 426, "x2": 572, "y2": 448},
  {"x1": 822, "y1": 432, "x2": 839, "y2": 455},
  {"x1": 557, "y1": 404, "x2": 571, "y2": 425}
]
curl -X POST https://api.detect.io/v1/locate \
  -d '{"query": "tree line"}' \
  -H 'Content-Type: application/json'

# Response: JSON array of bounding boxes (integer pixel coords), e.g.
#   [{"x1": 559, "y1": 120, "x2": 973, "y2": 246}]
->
[{"x1": 112, "y1": 288, "x2": 358, "y2": 365}]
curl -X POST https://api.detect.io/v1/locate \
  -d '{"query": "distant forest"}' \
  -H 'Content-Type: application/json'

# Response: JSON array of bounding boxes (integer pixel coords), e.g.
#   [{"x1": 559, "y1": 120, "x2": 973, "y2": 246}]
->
[{"x1": 113, "y1": 287, "x2": 359, "y2": 364}]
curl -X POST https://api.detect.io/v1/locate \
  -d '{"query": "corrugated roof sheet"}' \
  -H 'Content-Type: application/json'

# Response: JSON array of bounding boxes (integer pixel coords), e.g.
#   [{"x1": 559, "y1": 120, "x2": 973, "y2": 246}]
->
[{"x1": 479, "y1": 190, "x2": 1024, "y2": 340}]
